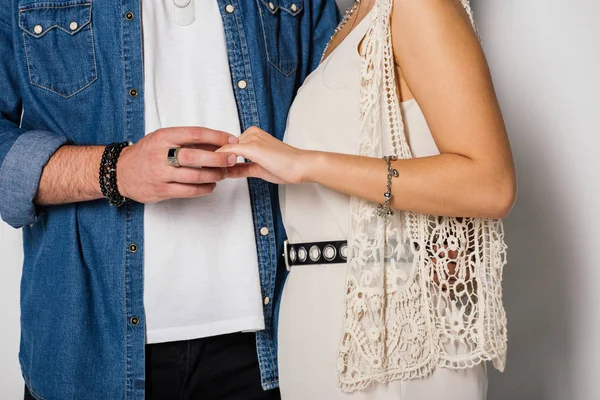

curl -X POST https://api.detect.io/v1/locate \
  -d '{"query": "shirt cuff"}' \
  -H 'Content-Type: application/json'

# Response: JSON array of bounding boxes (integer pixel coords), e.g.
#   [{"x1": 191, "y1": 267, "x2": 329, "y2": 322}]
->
[{"x1": 0, "y1": 130, "x2": 69, "y2": 228}]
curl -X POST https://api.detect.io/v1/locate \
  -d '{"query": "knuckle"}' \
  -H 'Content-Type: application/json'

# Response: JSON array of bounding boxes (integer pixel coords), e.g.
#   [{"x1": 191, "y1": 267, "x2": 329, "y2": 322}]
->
[
  {"x1": 203, "y1": 153, "x2": 218, "y2": 167},
  {"x1": 151, "y1": 147, "x2": 164, "y2": 163},
  {"x1": 191, "y1": 184, "x2": 211, "y2": 197},
  {"x1": 208, "y1": 169, "x2": 224, "y2": 182},
  {"x1": 216, "y1": 129, "x2": 228, "y2": 139},
  {"x1": 204, "y1": 170, "x2": 220, "y2": 182},
  {"x1": 177, "y1": 149, "x2": 189, "y2": 166},
  {"x1": 154, "y1": 128, "x2": 166, "y2": 141},
  {"x1": 192, "y1": 128, "x2": 205, "y2": 140},
  {"x1": 155, "y1": 183, "x2": 169, "y2": 198},
  {"x1": 205, "y1": 183, "x2": 217, "y2": 194},
  {"x1": 218, "y1": 153, "x2": 231, "y2": 165},
  {"x1": 156, "y1": 166, "x2": 170, "y2": 182},
  {"x1": 217, "y1": 168, "x2": 228, "y2": 180},
  {"x1": 192, "y1": 170, "x2": 205, "y2": 182},
  {"x1": 192, "y1": 152, "x2": 207, "y2": 167},
  {"x1": 185, "y1": 186, "x2": 199, "y2": 197}
]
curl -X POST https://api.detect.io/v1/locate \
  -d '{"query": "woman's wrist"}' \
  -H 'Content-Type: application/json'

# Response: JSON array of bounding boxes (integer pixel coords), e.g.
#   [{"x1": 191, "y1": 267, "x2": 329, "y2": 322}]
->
[{"x1": 298, "y1": 150, "x2": 327, "y2": 184}]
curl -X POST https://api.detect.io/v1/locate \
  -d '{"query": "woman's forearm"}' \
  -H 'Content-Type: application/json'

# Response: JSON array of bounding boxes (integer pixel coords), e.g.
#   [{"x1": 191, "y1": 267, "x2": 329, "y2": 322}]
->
[{"x1": 302, "y1": 150, "x2": 516, "y2": 219}]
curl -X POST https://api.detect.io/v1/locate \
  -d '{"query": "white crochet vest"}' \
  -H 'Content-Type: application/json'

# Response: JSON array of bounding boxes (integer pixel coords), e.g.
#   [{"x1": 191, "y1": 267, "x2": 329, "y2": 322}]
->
[{"x1": 338, "y1": 0, "x2": 507, "y2": 392}]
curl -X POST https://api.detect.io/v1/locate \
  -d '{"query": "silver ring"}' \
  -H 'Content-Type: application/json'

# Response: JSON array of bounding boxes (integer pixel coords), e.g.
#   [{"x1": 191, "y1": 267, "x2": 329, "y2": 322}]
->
[{"x1": 167, "y1": 147, "x2": 181, "y2": 167}]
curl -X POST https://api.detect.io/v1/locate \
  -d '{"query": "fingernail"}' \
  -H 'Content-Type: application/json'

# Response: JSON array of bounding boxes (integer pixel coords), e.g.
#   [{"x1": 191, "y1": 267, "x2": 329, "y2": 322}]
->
[
  {"x1": 228, "y1": 155, "x2": 237, "y2": 165},
  {"x1": 228, "y1": 136, "x2": 239, "y2": 144}
]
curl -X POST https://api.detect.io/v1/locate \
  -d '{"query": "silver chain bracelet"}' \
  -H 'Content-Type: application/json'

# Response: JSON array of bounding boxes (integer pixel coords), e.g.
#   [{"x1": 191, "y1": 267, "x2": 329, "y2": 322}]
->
[{"x1": 377, "y1": 156, "x2": 398, "y2": 217}]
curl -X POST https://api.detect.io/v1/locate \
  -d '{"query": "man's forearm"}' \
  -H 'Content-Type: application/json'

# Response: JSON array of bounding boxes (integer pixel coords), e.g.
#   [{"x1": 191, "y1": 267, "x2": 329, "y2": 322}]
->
[
  {"x1": 34, "y1": 145, "x2": 105, "y2": 206},
  {"x1": 34, "y1": 127, "x2": 238, "y2": 207}
]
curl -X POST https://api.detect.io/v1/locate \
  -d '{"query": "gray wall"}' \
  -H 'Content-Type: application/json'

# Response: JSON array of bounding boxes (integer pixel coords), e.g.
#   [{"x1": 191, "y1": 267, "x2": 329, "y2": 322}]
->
[
  {"x1": 337, "y1": 0, "x2": 354, "y2": 11},
  {"x1": 1, "y1": 1, "x2": 598, "y2": 399},
  {"x1": 0, "y1": 228, "x2": 21, "y2": 399},
  {"x1": 474, "y1": 1, "x2": 600, "y2": 400}
]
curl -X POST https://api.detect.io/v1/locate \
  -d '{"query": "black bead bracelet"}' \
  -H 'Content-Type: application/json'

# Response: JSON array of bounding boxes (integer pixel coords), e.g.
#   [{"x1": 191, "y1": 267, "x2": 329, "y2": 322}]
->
[{"x1": 99, "y1": 142, "x2": 130, "y2": 207}]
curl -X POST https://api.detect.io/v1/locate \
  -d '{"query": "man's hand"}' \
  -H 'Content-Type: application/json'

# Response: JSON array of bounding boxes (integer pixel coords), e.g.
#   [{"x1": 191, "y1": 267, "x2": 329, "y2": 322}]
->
[
  {"x1": 34, "y1": 127, "x2": 238, "y2": 206},
  {"x1": 118, "y1": 127, "x2": 238, "y2": 204}
]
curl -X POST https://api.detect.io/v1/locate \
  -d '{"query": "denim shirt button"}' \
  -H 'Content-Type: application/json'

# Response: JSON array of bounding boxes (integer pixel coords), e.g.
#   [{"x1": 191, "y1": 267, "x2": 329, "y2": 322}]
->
[
  {"x1": 237, "y1": 80, "x2": 247, "y2": 89},
  {"x1": 69, "y1": 22, "x2": 78, "y2": 31},
  {"x1": 129, "y1": 88, "x2": 138, "y2": 97},
  {"x1": 130, "y1": 317, "x2": 139, "y2": 326},
  {"x1": 34, "y1": 25, "x2": 43, "y2": 34},
  {"x1": 129, "y1": 244, "x2": 138, "y2": 253},
  {"x1": 260, "y1": 227, "x2": 269, "y2": 236},
  {"x1": 225, "y1": 4, "x2": 234, "y2": 13},
  {"x1": 263, "y1": 297, "x2": 270, "y2": 306},
  {"x1": 125, "y1": 12, "x2": 135, "y2": 20}
]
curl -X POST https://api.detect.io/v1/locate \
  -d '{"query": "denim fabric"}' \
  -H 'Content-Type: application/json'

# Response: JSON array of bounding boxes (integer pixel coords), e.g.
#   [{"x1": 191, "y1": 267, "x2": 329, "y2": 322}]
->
[{"x1": 0, "y1": 1, "x2": 340, "y2": 399}]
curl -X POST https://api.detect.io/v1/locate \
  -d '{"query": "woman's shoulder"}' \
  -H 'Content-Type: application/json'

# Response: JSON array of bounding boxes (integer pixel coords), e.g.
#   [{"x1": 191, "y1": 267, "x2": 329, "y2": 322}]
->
[{"x1": 388, "y1": 0, "x2": 482, "y2": 67}]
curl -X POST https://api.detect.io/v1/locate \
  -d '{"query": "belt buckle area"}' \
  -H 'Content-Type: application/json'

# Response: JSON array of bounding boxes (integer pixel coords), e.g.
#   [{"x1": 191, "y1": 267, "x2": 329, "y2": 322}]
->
[{"x1": 283, "y1": 240, "x2": 292, "y2": 272}]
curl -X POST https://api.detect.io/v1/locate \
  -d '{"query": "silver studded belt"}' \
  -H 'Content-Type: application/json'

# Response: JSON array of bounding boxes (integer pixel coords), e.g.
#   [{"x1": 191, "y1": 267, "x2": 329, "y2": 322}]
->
[{"x1": 284, "y1": 240, "x2": 348, "y2": 271}]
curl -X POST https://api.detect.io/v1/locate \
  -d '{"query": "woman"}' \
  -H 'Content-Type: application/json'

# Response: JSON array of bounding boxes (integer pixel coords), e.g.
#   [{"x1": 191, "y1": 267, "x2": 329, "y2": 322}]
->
[{"x1": 221, "y1": 0, "x2": 515, "y2": 398}]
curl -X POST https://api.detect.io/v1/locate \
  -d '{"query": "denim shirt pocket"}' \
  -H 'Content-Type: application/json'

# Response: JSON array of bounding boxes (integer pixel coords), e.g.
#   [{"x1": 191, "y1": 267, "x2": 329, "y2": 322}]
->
[
  {"x1": 18, "y1": 1, "x2": 97, "y2": 98},
  {"x1": 258, "y1": 0, "x2": 304, "y2": 77}
]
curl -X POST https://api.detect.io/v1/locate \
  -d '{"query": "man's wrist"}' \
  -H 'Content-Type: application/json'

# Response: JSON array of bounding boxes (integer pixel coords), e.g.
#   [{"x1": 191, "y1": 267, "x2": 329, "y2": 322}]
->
[
  {"x1": 88, "y1": 146, "x2": 106, "y2": 199},
  {"x1": 99, "y1": 142, "x2": 130, "y2": 207},
  {"x1": 115, "y1": 145, "x2": 131, "y2": 200}
]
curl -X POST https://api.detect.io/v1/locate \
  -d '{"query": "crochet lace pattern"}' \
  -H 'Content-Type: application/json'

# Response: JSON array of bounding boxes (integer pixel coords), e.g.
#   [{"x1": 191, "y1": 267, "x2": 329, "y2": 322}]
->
[{"x1": 338, "y1": 0, "x2": 507, "y2": 392}]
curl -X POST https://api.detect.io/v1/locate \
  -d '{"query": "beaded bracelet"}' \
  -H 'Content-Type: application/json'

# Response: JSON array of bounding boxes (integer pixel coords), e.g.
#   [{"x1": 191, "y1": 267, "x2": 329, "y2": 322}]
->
[
  {"x1": 99, "y1": 142, "x2": 130, "y2": 207},
  {"x1": 377, "y1": 156, "x2": 398, "y2": 217}
]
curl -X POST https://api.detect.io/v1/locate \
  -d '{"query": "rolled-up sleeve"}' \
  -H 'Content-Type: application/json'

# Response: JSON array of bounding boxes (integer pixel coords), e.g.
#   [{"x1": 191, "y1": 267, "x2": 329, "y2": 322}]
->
[
  {"x1": 0, "y1": 6, "x2": 69, "y2": 228},
  {"x1": 0, "y1": 131, "x2": 68, "y2": 228}
]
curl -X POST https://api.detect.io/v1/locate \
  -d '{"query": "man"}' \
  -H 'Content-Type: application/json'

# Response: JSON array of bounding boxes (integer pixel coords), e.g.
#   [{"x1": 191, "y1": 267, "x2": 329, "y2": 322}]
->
[{"x1": 0, "y1": 1, "x2": 339, "y2": 399}]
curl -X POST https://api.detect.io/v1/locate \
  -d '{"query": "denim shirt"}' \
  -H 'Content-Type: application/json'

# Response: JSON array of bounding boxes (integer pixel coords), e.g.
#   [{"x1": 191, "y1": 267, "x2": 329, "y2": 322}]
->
[{"x1": 0, "y1": 1, "x2": 339, "y2": 398}]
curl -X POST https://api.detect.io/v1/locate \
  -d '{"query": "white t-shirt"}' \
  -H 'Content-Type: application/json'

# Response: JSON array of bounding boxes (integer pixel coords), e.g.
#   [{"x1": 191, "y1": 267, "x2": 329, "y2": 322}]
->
[{"x1": 141, "y1": 0, "x2": 265, "y2": 344}]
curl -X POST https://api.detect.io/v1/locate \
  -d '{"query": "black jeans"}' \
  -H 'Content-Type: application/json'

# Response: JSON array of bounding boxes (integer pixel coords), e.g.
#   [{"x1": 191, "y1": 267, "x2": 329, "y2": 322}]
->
[{"x1": 25, "y1": 332, "x2": 280, "y2": 400}]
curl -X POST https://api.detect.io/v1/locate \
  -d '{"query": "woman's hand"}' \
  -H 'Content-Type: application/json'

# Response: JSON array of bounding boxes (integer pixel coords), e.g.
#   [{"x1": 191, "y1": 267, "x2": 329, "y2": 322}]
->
[{"x1": 218, "y1": 127, "x2": 312, "y2": 185}]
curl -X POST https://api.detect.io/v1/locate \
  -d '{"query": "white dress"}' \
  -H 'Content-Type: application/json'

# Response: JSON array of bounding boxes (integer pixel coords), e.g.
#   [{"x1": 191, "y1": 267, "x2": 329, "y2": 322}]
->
[{"x1": 278, "y1": 15, "x2": 488, "y2": 400}]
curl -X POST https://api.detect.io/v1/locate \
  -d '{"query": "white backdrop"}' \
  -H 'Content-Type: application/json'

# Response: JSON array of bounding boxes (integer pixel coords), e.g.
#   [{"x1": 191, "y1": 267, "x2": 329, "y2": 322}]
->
[
  {"x1": 1, "y1": 1, "x2": 599, "y2": 399},
  {"x1": 473, "y1": 1, "x2": 600, "y2": 400},
  {"x1": 0, "y1": 226, "x2": 22, "y2": 399}
]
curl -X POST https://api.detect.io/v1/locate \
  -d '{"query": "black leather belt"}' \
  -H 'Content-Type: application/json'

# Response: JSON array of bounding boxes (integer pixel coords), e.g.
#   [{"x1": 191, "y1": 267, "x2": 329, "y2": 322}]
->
[{"x1": 284, "y1": 240, "x2": 348, "y2": 271}]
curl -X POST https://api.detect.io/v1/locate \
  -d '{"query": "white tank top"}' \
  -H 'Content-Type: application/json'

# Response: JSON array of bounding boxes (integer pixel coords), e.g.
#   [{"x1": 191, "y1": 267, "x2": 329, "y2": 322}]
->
[{"x1": 281, "y1": 15, "x2": 439, "y2": 243}]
